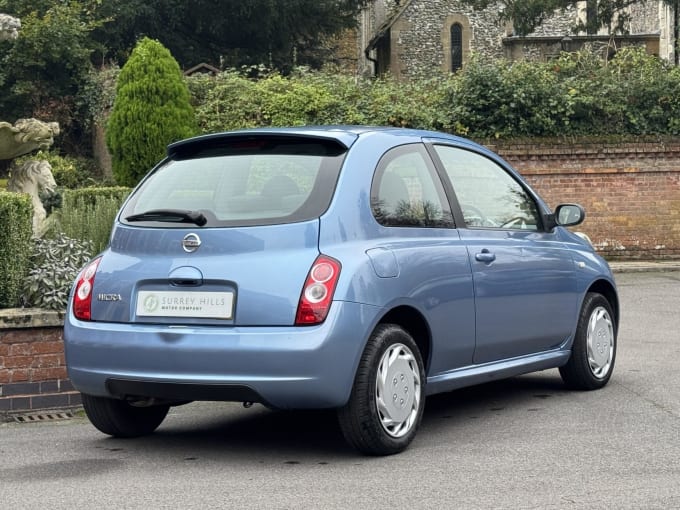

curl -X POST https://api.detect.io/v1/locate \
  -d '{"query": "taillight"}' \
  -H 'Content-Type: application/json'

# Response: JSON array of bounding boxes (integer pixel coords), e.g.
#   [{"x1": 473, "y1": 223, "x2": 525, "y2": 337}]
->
[
  {"x1": 73, "y1": 258, "x2": 101, "y2": 321},
  {"x1": 295, "y1": 255, "x2": 341, "y2": 325}
]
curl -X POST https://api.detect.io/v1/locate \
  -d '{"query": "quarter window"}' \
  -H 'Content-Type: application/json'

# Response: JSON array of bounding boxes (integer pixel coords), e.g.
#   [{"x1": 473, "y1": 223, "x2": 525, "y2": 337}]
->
[
  {"x1": 433, "y1": 145, "x2": 541, "y2": 230},
  {"x1": 372, "y1": 145, "x2": 454, "y2": 228}
]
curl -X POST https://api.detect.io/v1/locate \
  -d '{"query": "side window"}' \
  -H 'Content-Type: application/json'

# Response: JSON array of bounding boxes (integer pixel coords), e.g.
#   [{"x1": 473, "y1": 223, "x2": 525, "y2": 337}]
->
[
  {"x1": 433, "y1": 145, "x2": 541, "y2": 231},
  {"x1": 371, "y1": 145, "x2": 454, "y2": 228}
]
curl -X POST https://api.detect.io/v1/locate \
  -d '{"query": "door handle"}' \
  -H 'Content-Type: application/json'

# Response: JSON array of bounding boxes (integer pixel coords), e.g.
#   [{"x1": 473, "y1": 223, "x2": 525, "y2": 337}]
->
[{"x1": 475, "y1": 249, "x2": 496, "y2": 263}]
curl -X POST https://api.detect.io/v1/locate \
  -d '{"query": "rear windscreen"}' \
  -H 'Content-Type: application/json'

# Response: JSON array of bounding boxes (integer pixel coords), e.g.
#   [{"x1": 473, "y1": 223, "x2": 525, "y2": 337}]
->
[{"x1": 120, "y1": 137, "x2": 346, "y2": 227}]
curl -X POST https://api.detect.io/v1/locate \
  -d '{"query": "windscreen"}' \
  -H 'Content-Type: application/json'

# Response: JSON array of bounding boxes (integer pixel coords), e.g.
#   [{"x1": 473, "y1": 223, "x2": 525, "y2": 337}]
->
[{"x1": 120, "y1": 137, "x2": 346, "y2": 227}]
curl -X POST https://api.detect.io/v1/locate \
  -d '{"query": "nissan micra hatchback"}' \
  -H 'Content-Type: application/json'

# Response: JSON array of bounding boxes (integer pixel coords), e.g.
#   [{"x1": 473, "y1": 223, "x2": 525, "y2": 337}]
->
[{"x1": 65, "y1": 126, "x2": 618, "y2": 455}]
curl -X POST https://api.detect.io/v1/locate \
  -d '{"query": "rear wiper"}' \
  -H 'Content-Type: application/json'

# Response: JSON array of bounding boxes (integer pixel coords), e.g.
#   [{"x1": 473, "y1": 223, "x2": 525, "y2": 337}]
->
[{"x1": 125, "y1": 209, "x2": 207, "y2": 226}]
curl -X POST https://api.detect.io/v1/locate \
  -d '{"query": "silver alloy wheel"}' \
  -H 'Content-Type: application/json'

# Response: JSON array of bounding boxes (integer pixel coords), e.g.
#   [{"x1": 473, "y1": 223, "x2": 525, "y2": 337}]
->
[
  {"x1": 586, "y1": 306, "x2": 615, "y2": 379},
  {"x1": 375, "y1": 342, "x2": 421, "y2": 438}
]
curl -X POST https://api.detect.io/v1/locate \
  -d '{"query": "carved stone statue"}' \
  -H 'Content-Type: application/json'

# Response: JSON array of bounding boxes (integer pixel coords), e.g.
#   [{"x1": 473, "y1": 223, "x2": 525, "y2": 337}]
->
[
  {"x1": 7, "y1": 160, "x2": 57, "y2": 237},
  {"x1": 0, "y1": 13, "x2": 20, "y2": 41},
  {"x1": 0, "y1": 119, "x2": 61, "y2": 161}
]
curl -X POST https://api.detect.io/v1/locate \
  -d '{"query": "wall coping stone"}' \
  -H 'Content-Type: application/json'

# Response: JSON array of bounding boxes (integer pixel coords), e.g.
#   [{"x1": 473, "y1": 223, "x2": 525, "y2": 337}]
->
[{"x1": 0, "y1": 308, "x2": 64, "y2": 329}]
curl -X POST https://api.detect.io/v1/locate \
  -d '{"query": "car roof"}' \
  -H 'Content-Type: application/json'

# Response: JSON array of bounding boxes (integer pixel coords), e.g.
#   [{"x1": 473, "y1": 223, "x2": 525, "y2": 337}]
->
[{"x1": 166, "y1": 125, "x2": 473, "y2": 157}]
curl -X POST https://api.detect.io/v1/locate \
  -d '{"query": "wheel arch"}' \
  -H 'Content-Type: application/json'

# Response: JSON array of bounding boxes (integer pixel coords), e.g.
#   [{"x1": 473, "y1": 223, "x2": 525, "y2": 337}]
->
[
  {"x1": 587, "y1": 279, "x2": 619, "y2": 330},
  {"x1": 378, "y1": 305, "x2": 432, "y2": 373}
]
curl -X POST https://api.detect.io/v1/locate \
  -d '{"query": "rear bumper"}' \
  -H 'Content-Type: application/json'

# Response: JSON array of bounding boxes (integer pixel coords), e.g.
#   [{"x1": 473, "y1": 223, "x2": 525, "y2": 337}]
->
[{"x1": 64, "y1": 301, "x2": 379, "y2": 409}]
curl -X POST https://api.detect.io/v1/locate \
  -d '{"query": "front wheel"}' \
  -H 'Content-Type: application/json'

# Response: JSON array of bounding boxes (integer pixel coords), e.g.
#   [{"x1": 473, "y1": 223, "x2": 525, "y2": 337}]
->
[
  {"x1": 338, "y1": 324, "x2": 425, "y2": 455},
  {"x1": 81, "y1": 394, "x2": 170, "y2": 438},
  {"x1": 560, "y1": 292, "x2": 617, "y2": 390}
]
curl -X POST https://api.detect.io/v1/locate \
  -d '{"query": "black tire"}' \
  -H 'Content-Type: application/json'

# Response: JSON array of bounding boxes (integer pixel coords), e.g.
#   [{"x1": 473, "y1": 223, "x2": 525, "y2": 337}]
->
[
  {"x1": 81, "y1": 394, "x2": 170, "y2": 438},
  {"x1": 560, "y1": 292, "x2": 617, "y2": 390},
  {"x1": 338, "y1": 324, "x2": 426, "y2": 456}
]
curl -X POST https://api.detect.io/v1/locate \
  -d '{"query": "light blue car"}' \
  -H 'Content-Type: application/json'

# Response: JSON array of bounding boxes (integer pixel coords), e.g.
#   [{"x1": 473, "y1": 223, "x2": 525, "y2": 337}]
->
[{"x1": 64, "y1": 126, "x2": 618, "y2": 455}]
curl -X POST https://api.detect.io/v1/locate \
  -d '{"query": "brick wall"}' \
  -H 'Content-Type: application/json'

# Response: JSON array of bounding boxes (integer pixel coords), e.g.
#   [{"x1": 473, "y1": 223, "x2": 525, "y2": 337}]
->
[
  {"x1": 0, "y1": 309, "x2": 80, "y2": 417},
  {"x1": 490, "y1": 141, "x2": 680, "y2": 260}
]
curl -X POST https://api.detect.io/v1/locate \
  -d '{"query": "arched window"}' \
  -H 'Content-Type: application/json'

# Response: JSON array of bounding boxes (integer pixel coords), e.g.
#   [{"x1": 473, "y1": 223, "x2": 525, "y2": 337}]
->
[{"x1": 450, "y1": 23, "x2": 463, "y2": 72}]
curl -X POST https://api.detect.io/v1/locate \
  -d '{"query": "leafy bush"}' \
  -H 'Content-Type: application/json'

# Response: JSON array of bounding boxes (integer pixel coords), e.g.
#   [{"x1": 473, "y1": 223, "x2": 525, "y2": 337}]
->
[
  {"x1": 21, "y1": 235, "x2": 93, "y2": 310},
  {"x1": 0, "y1": 191, "x2": 33, "y2": 308},
  {"x1": 190, "y1": 48, "x2": 680, "y2": 140},
  {"x1": 61, "y1": 187, "x2": 131, "y2": 208},
  {"x1": 78, "y1": 65, "x2": 120, "y2": 128},
  {"x1": 55, "y1": 187, "x2": 130, "y2": 253},
  {"x1": 107, "y1": 37, "x2": 197, "y2": 187},
  {"x1": 191, "y1": 69, "x2": 447, "y2": 133},
  {"x1": 445, "y1": 57, "x2": 572, "y2": 138}
]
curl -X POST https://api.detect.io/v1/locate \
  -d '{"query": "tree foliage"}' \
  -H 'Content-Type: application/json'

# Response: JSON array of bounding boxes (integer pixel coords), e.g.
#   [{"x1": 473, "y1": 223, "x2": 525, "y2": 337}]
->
[
  {"x1": 106, "y1": 37, "x2": 197, "y2": 187},
  {"x1": 0, "y1": 0, "x2": 367, "y2": 162},
  {"x1": 89, "y1": 0, "x2": 370, "y2": 70},
  {"x1": 0, "y1": 0, "x2": 105, "y2": 155}
]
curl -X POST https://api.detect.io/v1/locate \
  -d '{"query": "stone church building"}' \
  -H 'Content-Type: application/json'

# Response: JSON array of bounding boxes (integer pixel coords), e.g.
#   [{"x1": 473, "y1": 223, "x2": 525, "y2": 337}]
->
[{"x1": 357, "y1": 0, "x2": 676, "y2": 78}]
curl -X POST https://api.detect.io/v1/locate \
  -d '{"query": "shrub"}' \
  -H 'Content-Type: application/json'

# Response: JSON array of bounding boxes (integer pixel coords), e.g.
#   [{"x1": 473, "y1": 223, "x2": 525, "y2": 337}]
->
[
  {"x1": 0, "y1": 191, "x2": 33, "y2": 308},
  {"x1": 55, "y1": 187, "x2": 130, "y2": 253},
  {"x1": 192, "y1": 69, "x2": 447, "y2": 132},
  {"x1": 189, "y1": 49, "x2": 680, "y2": 140},
  {"x1": 191, "y1": 70, "x2": 262, "y2": 131},
  {"x1": 21, "y1": 235, "x2": 93, "y2": 311},
  {"x1": 107, "y1": 37, "x2": 197, "y2": 187}
]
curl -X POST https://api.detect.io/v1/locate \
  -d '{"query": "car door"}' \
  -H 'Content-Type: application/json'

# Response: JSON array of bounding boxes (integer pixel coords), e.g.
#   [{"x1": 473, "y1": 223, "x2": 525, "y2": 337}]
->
[
  {"x1": 429, "y1": 143, "x2": 579, "y2": 364},
  {"x1": 369, "y1": 143, "x2": 476, "y2": 374}
]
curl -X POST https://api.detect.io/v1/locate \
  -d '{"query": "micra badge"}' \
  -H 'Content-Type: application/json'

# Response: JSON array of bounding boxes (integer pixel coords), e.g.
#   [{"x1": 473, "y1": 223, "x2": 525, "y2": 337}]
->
[{"x1": 97, "y1": 294, "x2": 122, "y2": 302}]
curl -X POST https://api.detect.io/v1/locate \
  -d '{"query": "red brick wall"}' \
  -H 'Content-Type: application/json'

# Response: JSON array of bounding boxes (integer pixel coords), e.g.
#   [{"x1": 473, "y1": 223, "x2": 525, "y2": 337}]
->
[
  {"x1": 0, "y1": 310, "x2": 80, "y2": 415},
  {"x1": 491, "y1": 141, "x2": 680, "y2": 260}
]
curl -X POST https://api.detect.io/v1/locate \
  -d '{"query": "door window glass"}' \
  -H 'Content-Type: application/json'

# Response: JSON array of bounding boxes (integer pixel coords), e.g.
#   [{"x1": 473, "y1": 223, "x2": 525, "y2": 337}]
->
[{"x1": 434, "y1": 145, "x2": 540, "y2": 230}]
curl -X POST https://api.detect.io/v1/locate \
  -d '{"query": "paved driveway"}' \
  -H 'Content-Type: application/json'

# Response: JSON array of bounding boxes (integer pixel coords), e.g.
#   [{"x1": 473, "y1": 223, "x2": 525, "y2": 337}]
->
[{"x1": 1, "y1": 271, "x2": 679, "y2": 509}]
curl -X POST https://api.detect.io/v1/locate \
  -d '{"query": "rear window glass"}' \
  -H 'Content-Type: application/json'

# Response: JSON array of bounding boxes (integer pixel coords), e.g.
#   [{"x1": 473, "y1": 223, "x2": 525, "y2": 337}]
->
[{"x1": 120, "y1": 137, "x2": 346, "y2": 227}]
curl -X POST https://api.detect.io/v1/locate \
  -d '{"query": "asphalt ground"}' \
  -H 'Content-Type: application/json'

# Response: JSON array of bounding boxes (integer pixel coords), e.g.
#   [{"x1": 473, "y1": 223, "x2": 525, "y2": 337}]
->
[{"x1": 0, "y1": 270, "x2": 678, "y2": 509}]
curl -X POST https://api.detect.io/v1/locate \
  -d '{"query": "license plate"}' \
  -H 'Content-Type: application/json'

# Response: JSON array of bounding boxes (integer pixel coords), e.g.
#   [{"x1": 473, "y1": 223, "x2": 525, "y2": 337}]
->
[{"x1": 136, "y1": 291, "x2": 234, "y2": 319}]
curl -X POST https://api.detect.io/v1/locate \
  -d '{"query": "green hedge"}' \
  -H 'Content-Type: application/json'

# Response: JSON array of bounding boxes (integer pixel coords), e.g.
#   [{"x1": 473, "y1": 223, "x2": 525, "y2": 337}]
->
[
  {"x1": 62, "y1": 186, "x2": 131, "y2": 209},
  {"x1": 0, "y1": 191, "x2": 33, "y2": 308},
  {"x1": 188, "y1": 69, "x2": 445, "y2": 133},
  {"x1": 188, "y1": 47, "x2": 680, "y2": 139},
  {"x1": 57, "y1": 187, "x2": 131, "y2": 253}
]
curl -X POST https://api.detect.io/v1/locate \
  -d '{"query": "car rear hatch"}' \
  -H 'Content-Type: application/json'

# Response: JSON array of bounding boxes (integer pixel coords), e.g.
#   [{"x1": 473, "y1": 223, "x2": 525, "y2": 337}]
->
[{"x1": 87, "y1": 133, "x2": 350, "y2": 326}]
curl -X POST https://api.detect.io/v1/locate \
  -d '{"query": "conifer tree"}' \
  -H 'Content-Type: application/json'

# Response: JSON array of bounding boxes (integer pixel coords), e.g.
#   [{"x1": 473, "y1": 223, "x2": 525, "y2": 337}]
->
[{"x1": 106, "y1": 37, "x2": 196, "y2": 187}]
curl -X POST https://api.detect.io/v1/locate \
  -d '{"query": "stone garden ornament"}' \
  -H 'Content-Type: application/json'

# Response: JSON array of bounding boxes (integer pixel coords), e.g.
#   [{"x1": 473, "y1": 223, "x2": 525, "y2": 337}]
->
[
  {"x1": 0, "y1": 119, "x2": 61, "y2": 237},
  {"x1": 0, "y1": 13, "x2": 20, "y2": 41},
  {"x1": 7, "y1": 160, "x2": 57, "y2": 237},
  {"x1": 0, "y1": 118, "x2": 61, "y2": 161}
]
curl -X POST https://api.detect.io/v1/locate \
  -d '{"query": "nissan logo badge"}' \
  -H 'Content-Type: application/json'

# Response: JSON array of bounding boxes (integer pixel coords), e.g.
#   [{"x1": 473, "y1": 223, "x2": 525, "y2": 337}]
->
[{"x1": 182, "y1": 233, "x2": 201, "y2": 253}]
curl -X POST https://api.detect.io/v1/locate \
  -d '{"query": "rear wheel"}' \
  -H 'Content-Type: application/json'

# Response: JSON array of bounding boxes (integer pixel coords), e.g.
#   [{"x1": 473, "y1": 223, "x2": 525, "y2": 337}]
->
[
  {"x1": 338, "y1": 324, "x2": 425, "y2": 455},
  {"x1": 560, "y1": 292, "x2": 616, "y2": 390},
  {"x1": 81, "y1": 394, "x2": 170, "y2": 438}
]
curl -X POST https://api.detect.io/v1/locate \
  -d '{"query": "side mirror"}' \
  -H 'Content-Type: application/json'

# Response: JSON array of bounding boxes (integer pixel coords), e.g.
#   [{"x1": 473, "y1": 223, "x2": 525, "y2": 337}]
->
[{"x1": 554, "y1": 204, "x2": 586, "y2": 227}]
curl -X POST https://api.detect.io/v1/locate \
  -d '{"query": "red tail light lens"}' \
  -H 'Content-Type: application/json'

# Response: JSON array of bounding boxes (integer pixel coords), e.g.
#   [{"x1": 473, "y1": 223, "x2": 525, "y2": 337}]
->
[
  {"x1": 295, "y1": 255, "x2": 341, "y2": 325},
  {"x1": 73, "y1": 258, "x2": 101, "y2": 321}
]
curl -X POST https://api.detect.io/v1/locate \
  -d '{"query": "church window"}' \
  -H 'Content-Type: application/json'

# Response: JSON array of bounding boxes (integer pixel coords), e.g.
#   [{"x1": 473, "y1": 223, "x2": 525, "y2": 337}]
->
[{"x1": 451, "y1": 23, "x2": 463, "y2": 71}]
